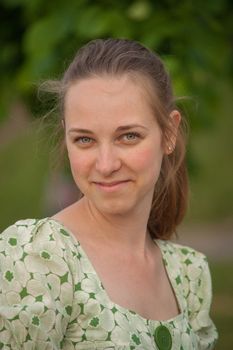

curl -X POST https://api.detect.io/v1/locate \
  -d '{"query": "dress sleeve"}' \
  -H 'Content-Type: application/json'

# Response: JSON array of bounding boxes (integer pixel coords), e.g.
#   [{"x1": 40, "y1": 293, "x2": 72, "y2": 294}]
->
[
  {"x1": 0, "y1": 219, "x2": 75, "y2": 349},
  {"x1": 186, "y1": 252, "x2": 218, "y2": 350}
]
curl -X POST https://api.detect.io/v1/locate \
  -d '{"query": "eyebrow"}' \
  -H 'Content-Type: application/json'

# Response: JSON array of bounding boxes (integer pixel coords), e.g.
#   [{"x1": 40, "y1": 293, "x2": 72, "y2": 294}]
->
[{"x1": 68, "y1": 124, "x2": 149, "y2": 134}]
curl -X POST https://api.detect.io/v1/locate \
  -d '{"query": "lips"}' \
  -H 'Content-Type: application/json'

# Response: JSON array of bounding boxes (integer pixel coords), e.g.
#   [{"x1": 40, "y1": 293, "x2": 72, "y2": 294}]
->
[
  {"x1": 93, "y1": 180, "x2": 131, "y2": 192},
  {"x1": 94, "y1": 180, "x2": 130, "y2": 186}
]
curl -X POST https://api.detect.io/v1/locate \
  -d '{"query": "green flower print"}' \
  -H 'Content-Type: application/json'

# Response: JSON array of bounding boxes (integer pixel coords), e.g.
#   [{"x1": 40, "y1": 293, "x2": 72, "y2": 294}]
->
[{"x1": 0, "y1": 218, "x2": 218, "y2": 349}]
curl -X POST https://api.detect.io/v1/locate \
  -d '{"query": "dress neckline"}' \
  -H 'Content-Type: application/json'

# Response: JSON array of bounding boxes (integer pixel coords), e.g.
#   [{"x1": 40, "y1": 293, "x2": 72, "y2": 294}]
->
[{"x1": 47, "y1": 217, "x2": 184, "y2": 324}]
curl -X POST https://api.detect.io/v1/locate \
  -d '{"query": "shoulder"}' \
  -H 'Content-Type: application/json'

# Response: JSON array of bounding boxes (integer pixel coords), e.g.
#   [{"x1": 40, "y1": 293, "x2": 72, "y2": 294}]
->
[
  {"x1": 0, "y1": 218, "x2": 78, "y2": 265},
  {"x1": 0, "y1": 219, "x2": 78, "y2": 346},
  {"x1": 158, "y1": 239, "x2": 207, "y2": 269},
  {"x1": 158, "y1": 240, "x2": 214, "y2": 314},
  {"x1": 1, "y1": 217, "x2": 77, "y2": 243},
  {"x1": 157, "y1": 239, "x2": 211, "y2": 297}
]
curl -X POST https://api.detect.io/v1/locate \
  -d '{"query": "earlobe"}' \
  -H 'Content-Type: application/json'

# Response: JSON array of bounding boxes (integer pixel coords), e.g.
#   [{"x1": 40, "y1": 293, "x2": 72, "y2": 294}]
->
[{"x1": 164, "y1": 110, "x2": 181, "y2": 155}]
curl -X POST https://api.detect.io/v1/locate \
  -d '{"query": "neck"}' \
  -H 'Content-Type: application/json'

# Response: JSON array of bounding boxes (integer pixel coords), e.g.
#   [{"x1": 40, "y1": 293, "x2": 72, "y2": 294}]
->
[{"x1": 77, "y1": 197, "x2": 153, "y2": 255}]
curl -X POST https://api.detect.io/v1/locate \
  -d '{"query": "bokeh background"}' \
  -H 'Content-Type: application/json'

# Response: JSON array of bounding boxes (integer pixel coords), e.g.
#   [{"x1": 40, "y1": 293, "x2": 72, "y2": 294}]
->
[{"x1": 0, "y1": 0, "x2": 232, "y2": 348}]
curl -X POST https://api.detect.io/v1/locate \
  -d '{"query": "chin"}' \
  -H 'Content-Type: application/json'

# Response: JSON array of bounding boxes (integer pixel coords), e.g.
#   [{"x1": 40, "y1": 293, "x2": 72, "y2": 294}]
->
[{"x1": 93, "y1": 197, "x2": 137, "y2": 217}]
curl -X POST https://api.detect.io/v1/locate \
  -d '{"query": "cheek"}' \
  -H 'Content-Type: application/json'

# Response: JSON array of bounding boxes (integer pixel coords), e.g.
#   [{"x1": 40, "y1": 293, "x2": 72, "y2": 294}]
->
[
  {"x1": 68, "y1": 151, "x2": 91, "y2": 176},
  {"x1": 129, "y1": 147, "x2": 163, "y2": 172}
]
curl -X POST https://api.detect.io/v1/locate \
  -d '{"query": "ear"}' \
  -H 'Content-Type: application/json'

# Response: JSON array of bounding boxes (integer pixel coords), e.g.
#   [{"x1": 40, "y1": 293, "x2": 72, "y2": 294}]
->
[
  {"x1": 61, "y1": 118, "x2": 65, "y2": 129},
  {"x1": 164, "y1": 110, "x2": 181, "y2": 155}
]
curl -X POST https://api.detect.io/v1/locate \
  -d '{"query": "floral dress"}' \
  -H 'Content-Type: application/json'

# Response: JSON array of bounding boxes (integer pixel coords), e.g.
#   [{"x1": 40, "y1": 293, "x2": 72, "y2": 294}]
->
[{"x1": 0, "y1": 218, "x2": 218, "y2": 349}]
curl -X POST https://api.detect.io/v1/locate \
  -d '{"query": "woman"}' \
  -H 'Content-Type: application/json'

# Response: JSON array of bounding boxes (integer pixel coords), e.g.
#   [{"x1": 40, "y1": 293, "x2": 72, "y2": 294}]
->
[{"x1": 0, "y1": 39, "x2": 217, "y2": 349}]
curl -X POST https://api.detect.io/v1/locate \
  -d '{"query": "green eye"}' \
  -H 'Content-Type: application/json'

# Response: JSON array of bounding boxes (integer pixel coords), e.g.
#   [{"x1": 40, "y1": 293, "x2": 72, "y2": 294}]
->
[
  {"x1": 77, "y1": 137, "x2": 92, "y2": 144},
  {"x1": 126, "y1": 133, "x2": 137, "y2": 139},
  {"x1": 122, "y1": 132, "x2": 140, "y2": 141}
]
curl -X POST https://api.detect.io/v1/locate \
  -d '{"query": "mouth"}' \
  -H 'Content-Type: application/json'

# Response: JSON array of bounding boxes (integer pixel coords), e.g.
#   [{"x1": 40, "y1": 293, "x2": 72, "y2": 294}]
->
[{"x1": 93, "y1": 180, "x2": 131, "y2": 192}]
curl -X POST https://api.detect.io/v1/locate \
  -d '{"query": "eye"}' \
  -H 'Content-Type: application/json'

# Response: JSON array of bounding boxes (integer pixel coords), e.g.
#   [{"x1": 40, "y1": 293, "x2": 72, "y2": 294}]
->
[
  {"x1": 75, "y1": 136, "x2": 93, "y2": 146},
  {"x1": 121, "y1": 132, "x2": 141, "y2": 143}
]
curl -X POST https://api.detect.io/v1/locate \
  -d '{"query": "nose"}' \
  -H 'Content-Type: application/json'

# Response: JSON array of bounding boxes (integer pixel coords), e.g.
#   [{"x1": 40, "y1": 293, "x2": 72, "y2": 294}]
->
[{"x1": 95, "y1": 144, "x2": 121, "y2": 176}]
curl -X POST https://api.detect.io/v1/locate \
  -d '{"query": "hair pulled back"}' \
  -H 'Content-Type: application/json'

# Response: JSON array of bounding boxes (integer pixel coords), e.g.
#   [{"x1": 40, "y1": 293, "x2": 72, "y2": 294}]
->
[{"x1": 46, "y1": 38, "x2": 188, "y2": 239}]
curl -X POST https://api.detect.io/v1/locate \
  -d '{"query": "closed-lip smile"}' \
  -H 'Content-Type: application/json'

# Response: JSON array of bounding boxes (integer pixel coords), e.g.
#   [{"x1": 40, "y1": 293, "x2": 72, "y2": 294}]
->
[{"x1": 94, "y1": 180, "x2": 130, "y2": 186}]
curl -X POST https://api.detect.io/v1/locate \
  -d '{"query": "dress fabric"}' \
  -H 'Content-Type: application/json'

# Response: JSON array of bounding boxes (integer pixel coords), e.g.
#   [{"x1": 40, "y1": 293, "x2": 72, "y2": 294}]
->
[{"x1": 0, "y1": 218, "x2": 218, "y2": 349}]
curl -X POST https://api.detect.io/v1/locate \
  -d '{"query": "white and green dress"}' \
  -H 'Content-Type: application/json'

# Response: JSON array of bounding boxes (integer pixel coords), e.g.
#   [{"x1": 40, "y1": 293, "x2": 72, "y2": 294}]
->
[{"x1": 0, "y1": 218, "x2": 218, "y2": 349}]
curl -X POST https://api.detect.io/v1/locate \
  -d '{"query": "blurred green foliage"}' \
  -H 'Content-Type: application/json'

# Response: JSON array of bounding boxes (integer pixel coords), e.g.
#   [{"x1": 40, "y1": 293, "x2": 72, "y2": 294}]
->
[
  {"x1": 210, "y1": 261, "x2": 233, "y2": 350},
  {"x1": 0, "y1": 0, "x2": 232, "y2": 124},
  {"x1": 0, "y1": 127, "x2": 50, "y2": 222}
]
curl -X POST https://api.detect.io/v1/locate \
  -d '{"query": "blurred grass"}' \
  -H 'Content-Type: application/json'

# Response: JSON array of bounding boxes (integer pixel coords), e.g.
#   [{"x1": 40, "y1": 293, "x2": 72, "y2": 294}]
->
[
  {"x1": 185, "y1": 82, "x2": 233, "y2": 224},
  {"x1": 210, "y1": 261, "x2": 233, "y2": 350},
  {"x1": 0, "y1": 123, "x2": 50, "y2": 231}
]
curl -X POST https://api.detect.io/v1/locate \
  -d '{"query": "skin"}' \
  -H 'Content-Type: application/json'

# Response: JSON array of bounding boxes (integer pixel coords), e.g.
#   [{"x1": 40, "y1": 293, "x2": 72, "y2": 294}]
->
[
  {"x1": 65, "y1": 75, "x2": 164, "y2": 218},
  {"x1": 53, "y1": 74, "x2": 181, "y2": 320}
]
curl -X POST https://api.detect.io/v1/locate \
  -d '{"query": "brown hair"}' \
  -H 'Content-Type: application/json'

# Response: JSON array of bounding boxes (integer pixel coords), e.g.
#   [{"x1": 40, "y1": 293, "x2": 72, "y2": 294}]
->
[{"x1": 43, "y1": 38, "x2": 188, "y2": 239}]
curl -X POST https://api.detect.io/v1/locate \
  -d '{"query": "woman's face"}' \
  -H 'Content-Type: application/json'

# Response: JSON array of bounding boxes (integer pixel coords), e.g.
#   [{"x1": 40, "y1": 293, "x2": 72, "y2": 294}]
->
[{"x1": 64, "y1": 75, "x2": 166, "y2": 216}]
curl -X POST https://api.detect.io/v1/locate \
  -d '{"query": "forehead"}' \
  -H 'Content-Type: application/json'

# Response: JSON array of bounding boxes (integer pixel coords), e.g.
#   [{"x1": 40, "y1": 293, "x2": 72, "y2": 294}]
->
[
  {"x1": 64, "y1": 75, "x2": 156, "y2": 126},
  {"x1": 65, "y1": 74, "x2": 147, "y2": 104}
]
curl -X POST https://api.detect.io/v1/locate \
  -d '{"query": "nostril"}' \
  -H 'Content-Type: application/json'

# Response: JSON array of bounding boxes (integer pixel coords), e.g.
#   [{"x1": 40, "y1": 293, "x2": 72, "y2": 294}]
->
[{"x1": 95, "y1": 156, "x2": 121, "y2": 175}]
